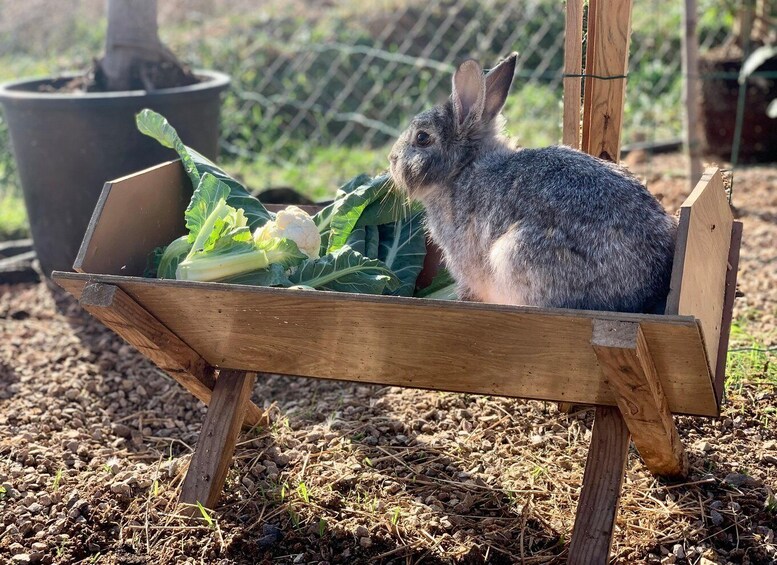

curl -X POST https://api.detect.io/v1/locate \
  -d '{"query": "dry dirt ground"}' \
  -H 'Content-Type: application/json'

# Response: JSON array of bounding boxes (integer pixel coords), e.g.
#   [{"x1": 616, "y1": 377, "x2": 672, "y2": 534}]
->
[{"x1": 0, "y1": 153, "x2": 775, "y2": 565}]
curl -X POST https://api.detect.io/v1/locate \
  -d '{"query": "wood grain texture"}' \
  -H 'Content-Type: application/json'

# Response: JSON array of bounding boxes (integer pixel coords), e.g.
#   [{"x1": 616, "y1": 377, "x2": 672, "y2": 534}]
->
[
  {"x1": 714, "y1": 221, "x2": 742, "y2": 403},
  {"x1": 568, "y1": 406, "x2": 630, "y2": 564},
  {"x1": 665, "y1": 168, "x2": 734, "y2": 382},
  {"x1": 53, "y1": 272, "x2": 718, "y2": 417},
  {"x1": 593, "y1": 320, "x2": 688, "y2": 478},
  {"x1": 75, "y1": 282, "x2": 265, "y2": 429},
  {"x1": 179, "y1": 370, "x2": 257, "y2": 509},
  {"x1": 74, "y1": 159, "x2": 190, "y2": 276},
  {"x1": 563, "y1": 0, "x2": 584, "y2": 148},
  {"x1": 581, "y1": 0, "x2": 633, "y2": 161}
]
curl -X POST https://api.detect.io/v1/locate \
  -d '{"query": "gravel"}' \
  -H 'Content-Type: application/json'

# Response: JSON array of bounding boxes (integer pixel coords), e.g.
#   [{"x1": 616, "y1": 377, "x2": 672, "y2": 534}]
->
[{"x1": 1, "y1": 154, "x2": 775, "y2": 563}]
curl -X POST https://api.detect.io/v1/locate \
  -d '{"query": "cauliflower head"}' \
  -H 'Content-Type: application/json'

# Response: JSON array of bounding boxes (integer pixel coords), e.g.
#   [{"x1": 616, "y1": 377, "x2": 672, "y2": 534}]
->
[{"x1": 254, "y1": 206, "x2": 321, "y2": 259}]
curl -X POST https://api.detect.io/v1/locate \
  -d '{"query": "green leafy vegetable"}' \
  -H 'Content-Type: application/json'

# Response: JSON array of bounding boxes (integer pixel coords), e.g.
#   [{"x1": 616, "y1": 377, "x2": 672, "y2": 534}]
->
[
  {"x1": 136, "y1": 109, "x2": 272, "y2": 230},
  {"x1": 377, "y1": 209, "x2": 427, "y2": 296},
  {"x1": 415, "y1": 268, "x2": 458, "y2": 300},
  {"x1": 136, "y1": 109, "x2": 452, "y2": 300},
  {"x1": 157, "y1": 236, "x2": 192, "y2": 279},
  {"x1": 326, "y1": 175, "x2": 392, "y2": 252},
  {"x1": 289, "y1": 247, "x2": 399, "y2": 295},
  {"x1": 222, "y1": 263, "x2": 292, "y2": 287}
]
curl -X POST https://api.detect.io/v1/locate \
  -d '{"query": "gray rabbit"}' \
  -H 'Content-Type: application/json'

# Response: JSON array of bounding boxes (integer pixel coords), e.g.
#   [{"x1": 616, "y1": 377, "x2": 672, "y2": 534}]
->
[{"x1": 389, "y1": 53, "x2": 678, "y2": 313}]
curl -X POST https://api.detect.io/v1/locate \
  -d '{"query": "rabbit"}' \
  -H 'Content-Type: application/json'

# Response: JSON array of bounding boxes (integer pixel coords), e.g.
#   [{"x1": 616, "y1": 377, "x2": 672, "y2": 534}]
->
[{"x1": 388, "y1": 53, "x2": 678, "y2": 313}]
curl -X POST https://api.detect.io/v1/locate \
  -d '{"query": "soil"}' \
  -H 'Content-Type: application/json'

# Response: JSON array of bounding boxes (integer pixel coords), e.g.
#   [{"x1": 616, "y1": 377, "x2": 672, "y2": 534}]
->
[
  {"x1": 37, "y1": 60, "x2": 198, "y2": 94},
  {"x1": 0, "y1": 153, "x2": 775, "y2": 564}
]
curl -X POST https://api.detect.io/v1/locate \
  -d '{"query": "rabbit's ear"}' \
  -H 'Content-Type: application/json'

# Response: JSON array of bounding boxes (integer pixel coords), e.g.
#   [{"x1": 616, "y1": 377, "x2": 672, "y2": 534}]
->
[
  {"x1": 483, "y1": 53, "x2": 517, "y2": 123},
  {"x1": 452, "y1": 59, "x2": 485, "y2": 128}
]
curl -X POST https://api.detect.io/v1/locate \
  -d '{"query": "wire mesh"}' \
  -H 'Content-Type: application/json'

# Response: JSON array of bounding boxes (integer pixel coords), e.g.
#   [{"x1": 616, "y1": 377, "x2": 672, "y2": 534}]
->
[{"x1": 0, "y1": 0, "x2": 739, "y2": 202}]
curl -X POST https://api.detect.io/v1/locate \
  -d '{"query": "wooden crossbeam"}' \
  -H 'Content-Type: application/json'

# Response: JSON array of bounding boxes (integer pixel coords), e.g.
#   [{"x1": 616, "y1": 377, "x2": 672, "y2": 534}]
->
[
  {"x1": 180, "y1": 370, "x2": 257, "y2": 510},
  {"x1": 592, "y1": 320, "x2": 688, "y2": 478},
  {"x1": 568, "y1": 406, "x2": 630, "y2": 564},
  {"x1": 79, "y1": 283, "x2": 266, "y2": 429}
]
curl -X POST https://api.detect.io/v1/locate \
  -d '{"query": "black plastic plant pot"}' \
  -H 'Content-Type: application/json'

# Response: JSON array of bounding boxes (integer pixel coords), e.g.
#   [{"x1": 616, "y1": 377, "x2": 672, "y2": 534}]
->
[{"x1": 0, "y1": 70, "x2": 230, "y2": 276}]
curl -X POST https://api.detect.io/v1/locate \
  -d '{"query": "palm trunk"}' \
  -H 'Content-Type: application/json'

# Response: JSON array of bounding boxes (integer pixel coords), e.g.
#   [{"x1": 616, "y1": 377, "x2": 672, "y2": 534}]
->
[{"x1": 97, "y1": 0, "x2": 196, "y2": 91}]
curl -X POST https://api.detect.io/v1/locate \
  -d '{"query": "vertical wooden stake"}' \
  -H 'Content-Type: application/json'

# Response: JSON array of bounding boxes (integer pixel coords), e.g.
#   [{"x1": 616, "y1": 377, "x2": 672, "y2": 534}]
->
[
  {"x1": 569, "y1": 406, "x2": 630, "y2": 564},
  {"x1": 581, "y1": 0, "x2": 634, "y2": 162},
  {"x1": 563, "y1": 0, "x2": 584, "y2": 149},
  {"x1": 180, "y1": 369, "x2": 258, "y2": 510},
  {"x1": 682, "y1": 0, "x2": 703, "y2": 187}
]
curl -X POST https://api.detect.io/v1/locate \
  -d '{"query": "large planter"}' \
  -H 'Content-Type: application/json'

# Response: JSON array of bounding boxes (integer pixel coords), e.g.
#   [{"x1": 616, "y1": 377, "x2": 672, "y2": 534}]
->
[
  {"x1": 699, "y1": 47, "x2": 777, "y2": 163},
  {"x1": 0, "y1": 70, "x2": 230, "y2": 276}
]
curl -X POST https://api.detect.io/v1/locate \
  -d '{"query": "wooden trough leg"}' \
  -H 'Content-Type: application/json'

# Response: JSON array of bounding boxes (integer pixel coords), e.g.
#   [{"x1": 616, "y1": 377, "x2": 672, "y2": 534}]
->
[
  {"x1": 180, "y1": 369, "x2": 257, "y2": 510},
  {"x1": 79, "y1": 283, "x2": 266, "y2": 429},
  {"x1": 569, "y1": 406, "x2": 630, "y2": 564},
  {"x1": 592, "y1": 320, "x2": 689, "y2": 478}
]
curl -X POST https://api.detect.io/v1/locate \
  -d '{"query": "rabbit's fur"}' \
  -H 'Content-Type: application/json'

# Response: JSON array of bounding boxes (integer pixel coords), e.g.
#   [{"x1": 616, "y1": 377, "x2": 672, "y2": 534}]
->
[{"x1": 389, "y1": 54, "x2": 677, "y2": 313}]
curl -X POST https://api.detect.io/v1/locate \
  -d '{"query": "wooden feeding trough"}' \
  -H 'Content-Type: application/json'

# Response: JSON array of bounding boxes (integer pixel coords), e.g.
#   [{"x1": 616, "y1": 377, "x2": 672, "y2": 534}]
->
[{"x1": 52, "y1": 2, "x2": 742, "y2": 562}]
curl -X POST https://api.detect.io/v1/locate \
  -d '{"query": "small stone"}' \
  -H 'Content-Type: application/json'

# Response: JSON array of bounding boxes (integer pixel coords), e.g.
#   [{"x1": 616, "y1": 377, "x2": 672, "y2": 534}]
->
[
  {"x1": 64, "y1": 389, "x2": 79, "y2": 400},
  {"x1": 11, "y1": 554, "x2": 31, "y2": 564},
  {"x1": 110, "y1": 482, "x2": 132, "y2": 497},
  {"x1": 724, "y1": 472, "x2": 756, "y2": 487},
  {"x1": 764, "y1": 440, "x2": 777, "y2": 451},
  {"x1": 31, "y1": 543, "x2": 46, "y2": 552},
  {"x1": 293, "y1": 554, "x2": 304, "y2": 564},
  {"x1": 672, "y1": 544, "x2": 685, "y2": 559},
  {"x1": 111, "y1": 423, "x2": 132, "y2": 439},
  {"x1": 355, "y1": 525, "x2": 369, "y2": 537},
  {"x1": 710, "y1": 509, "x2": 724, "y2": 526},
  {"x1": 359, "y1": 536, "x2": 372, "y2": 549},
  {"x1": 27, "y1": 502, "x2": 43, "y2": 514},
  {"x1": 699, "y1": 557, "x2": 717, "y2": 565},
  {"x1": 762, "y1": 454, "x2": 777, "y2": 465},
  {"x1": 695, "y1": 441, "x2": 713, "y2": 453}
]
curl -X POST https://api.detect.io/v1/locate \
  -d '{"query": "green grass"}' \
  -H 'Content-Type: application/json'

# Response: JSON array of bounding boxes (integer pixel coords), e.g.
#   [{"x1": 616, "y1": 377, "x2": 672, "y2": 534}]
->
[
  {"x1": 224, "y1": 145, "x2": 389, "y2": 202},
  {"x1": 0, "y1": 192, "x2": 29, "y2": 240},
  {"x1": 725, "y1": 318, "x2": 777, "y2": 393}
]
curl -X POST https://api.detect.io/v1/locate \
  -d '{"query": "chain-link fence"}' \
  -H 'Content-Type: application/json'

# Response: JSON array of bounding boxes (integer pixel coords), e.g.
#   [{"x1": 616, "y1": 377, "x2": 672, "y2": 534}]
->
[{"x1": 0, "y1": 0, "x2": 737, "y2": 206}]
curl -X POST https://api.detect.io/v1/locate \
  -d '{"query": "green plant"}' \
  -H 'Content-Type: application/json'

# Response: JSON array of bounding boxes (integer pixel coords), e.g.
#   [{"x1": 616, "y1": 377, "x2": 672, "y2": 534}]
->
[
  {"x1": 138, "y1": 109, "x2": 436, "y2": 296},
  {"x1": 297, "y1": 482, "x2": 311, "y2": 504},
  {"x1": 196, "y1": 501, "x2": 215, "y2": 527},
  {"x1": 52, "y1": 469, "x2": 64, "y2": 490}
]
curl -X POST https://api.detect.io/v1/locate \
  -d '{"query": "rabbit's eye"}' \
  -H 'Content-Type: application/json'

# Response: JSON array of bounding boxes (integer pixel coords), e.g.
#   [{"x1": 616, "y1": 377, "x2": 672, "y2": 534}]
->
[{"x1": 415, "y1": 131, "x2": 432, "y2": 147}]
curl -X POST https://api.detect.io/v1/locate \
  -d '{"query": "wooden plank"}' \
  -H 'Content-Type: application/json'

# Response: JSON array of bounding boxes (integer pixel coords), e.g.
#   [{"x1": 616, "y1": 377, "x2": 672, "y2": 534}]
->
[
  {"x1": 74, "y1": 159, "x2": 190, "y2": 276},
  {"x1": 180, "y1": 370, "x2": 257, "y2": 510},
  {"x1": 568, "y1": 406, "x2": 630, "y2": 564},
  {"x1": 76, "y1": 282, "x2": 265, "y2": 429},
  {"x1": 581, "y1": 0, "x2": 634, "y2": 162},
  {"x1": 592, "y1": 320, "x2": 688, "y2": 477},
  {"x1": 665, "y1": 168, "x2": 734, "y2": 383},
  {"x1": 714, "y1": 221, "x2": 743, "y2": 403},
  {"x1": 53, "y1": 272, "x2": 718, "y2": 417},
  {"x1": 563, "y1": 0, "x2": 584, "y2": 148},
  {"x1": 580, "y1": 0, "x2": 598, "y2": 153}
]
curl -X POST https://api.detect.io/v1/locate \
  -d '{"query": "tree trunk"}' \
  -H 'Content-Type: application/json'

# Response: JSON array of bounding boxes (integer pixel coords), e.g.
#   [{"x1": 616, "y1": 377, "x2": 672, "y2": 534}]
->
[{"x1": 97, "y1": 0, "x2": 196, "y2": 92}]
